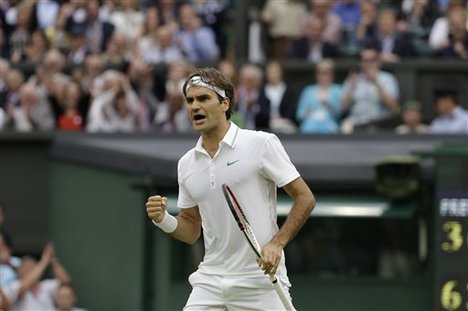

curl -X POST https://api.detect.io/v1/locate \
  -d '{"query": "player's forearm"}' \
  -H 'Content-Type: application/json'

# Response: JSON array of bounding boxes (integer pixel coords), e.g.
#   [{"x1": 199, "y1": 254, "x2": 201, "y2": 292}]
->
[
  {"x1": 170, "y1": 214, "x2": 202, "y2": 245},
  {"x1": 272, "y1": 190, "x2": 315, "y2": 248}
]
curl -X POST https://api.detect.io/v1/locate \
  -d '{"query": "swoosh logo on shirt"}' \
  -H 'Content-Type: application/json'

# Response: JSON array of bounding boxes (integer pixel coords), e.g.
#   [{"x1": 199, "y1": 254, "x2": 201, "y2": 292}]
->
[{"x1": 227, "y1": 160, "x2": 240, "y2": 166}]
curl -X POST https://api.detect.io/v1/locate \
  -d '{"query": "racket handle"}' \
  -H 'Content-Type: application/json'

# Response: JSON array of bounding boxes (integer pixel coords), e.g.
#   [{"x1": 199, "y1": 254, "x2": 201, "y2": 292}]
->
[{"x1": 269, "y1": 275, "x2": 296, "y2": 311}]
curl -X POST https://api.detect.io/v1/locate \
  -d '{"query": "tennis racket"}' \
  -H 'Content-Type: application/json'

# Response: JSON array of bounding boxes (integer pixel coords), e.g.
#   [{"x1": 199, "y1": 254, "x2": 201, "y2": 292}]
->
[{"x1": 221, "y1": 183, "x2": 296, "y2": 311}]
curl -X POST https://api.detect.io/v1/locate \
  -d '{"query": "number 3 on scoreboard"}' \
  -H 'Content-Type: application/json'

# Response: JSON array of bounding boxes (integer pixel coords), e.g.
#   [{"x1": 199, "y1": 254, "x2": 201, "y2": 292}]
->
[{"x1": 441, "y1": 221, "x2": 464, "y2": 253}]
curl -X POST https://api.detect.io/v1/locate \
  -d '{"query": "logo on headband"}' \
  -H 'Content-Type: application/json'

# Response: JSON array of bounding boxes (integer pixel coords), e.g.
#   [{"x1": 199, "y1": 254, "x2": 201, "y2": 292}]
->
[{"x1": 185, "y1": 76, "x2": 226, "y2": 98}]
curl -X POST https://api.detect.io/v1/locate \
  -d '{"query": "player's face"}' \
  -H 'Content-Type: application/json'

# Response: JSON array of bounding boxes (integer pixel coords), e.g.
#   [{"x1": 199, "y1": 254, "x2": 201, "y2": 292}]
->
[{"x1": 185, "y1": 86, "x2": 229, "y2": 134}]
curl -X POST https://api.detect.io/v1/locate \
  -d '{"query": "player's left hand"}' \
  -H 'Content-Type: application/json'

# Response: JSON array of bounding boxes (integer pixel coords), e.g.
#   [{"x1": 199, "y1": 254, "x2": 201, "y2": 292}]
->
[{"x1": 258, "y1": 240, "x2": 283, "y2": 276}]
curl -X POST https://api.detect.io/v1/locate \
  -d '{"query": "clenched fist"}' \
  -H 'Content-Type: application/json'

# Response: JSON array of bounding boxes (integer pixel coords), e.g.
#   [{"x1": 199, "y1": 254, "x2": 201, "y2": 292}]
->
[{"x1": 146, "y1": 195, "x2": 168, "y2": 223}]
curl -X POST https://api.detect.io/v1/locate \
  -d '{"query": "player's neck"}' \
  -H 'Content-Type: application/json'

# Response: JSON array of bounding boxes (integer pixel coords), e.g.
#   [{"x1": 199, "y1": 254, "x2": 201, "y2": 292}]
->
[{"x1": 201, "y1": 120, "x2": 230, "y2": 158}]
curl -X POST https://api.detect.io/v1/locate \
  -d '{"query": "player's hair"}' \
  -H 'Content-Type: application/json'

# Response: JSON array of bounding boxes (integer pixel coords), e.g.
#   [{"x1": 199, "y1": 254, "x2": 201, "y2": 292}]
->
[{"x1": 183, "y1": 67, "x2": 235, "y2": 120}]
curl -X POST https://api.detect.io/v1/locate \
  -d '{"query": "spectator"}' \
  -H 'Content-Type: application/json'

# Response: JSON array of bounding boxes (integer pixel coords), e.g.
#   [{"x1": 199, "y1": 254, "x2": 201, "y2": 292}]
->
[
  {"x1": 236, "y1": 63, "x2": 265, "y2": 130},
  {"x1": 290, "y1": 15, "x2": 340, "y2": 62},
  {"x1": 156, "y1": 0, "x2": 179, "y2": 33},
  {"x1": 395, "y1": 100, "x2": 429, "y2": 134},
  {"x1": 341, "y1": 46, "x2": 400, "y2": 132},
  {"x1": 55, "y1": 283, "x2": 87, "y2": 311},
  {"x1": 259, "y1": 61, "x2": 298, "y2": 133},
  {"x1": 3, "y1": 68, "x2": 24, "y2": 111},
  {"x1": 66, "y1": 25, "x2": 90, "y2": 65},
  {"x1": 45, "y1": 3, "x2": 72, "y2": 53},
  {"x1": 261, "y1": 0, "x2": 308, "y2": 59},
  {"x1": 22, "y1": 30, "x2": 49, "y2": 65},
  {"x1": 81, "y1": 54, "x2": 104, "y2": 98},
  {"x1": 217, "y1": 59, "x2": 238, "y2": 87},
  {"x1": 86, "y1": 72, "x2": 141, "y2": 132},
  {"x1": 191, "y1": 0, "x2": 230, "y2": 58},
  {"x1": 84, "y1": 0, "x2": 115, "y2": 54},
  {"x1": 436, "y1": 10, "x2": 468, "y2": 59},
  {"x1": 2, "y1": 243, "x2": 72, "y2": 311},
  {"x1": 0, "y1": 228, "x2": 21, "y2": 288},
  {"x1": 356, "y1": 0, "x2": 379, "y2": 48},
  {"x1": 137, "y1": 25, "x2": 184, "y2": 65},
  {"x1": 398, "y1": 0, "x2": 438, "y2": 36},
  {"x1": 154, "y1": 60, "x2": 192, "y2": 132},
  {"x1": 5, "y1": 83, "x2": 55, "y2": 132},
  {"x1": 9, "y1": 2, "x2": 32, "y2": 63},
  {"x1": 296, "y1": 59, "x2": 342, "y2": 134},
  {"x1": 55, "y1": 81, "x2": 88, "y2": 131},
  {"x1": 109, "y1": 0, "x2": 144, "y2": 43},
  {"x1": 31, "y1": 0, "x2": 60, "y2": 31},
  {"x1": 176, "y1": 4, "x2": 219, "y2": 63},
  {"x1": 135, "y1": 6, "x2": 161, "y2": 59},
  {"x1": 333, "y1": 0, "x2": 361, "y2": 51},
  {"x1": 370, "y1": 9, "x2": 416, "y2": 62},
  {"x1": 429, "y1": 0, "x2": 467, "y2": 52},
  {"x1": 429, "y1": 88, "x2": 468, "y2": 134},
  {"x1": 102, "y1": 31, "x2": 129, "y2": 69},
  {"x1": 306, "y1": 0, "x2": 343, "y2": 46}
]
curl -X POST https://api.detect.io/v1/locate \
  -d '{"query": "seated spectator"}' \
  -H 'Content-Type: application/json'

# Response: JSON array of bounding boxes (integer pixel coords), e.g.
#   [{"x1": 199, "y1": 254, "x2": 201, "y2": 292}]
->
[
  {"x1": 290, "y1": 15, "x2": 339, "y2": 63},
  {"x1": 86, "y1": 72, "x2": 140, "y2": 132},
  {"x1": 333, "y1": 0, "x2": 361, "y2": 51},
  {"x1": 137, "y1": 25, "x2": 184, "y2": 65},
  {"x1": 192, "y1": 0, "x2": 230, "y2": 58},
  {"x1": 429, "y1": 0, "x2": 467, "y2": 52},
  {"x1": 429, "y1": 88, "x2": 468, "y2": 134},
  {"x1": 66, "y1": 25, "x2": 90, "y2": 65},
  {"x1": 356, "y1": 0, "x2": 379, "y2": 48},
  {"x1": 261, "y1": 0, "x2": 308, "y2": 60},
  {"x1": 55, "y1": 81, "x2": 89, "y2": 131},
  {"x1": 9, "y1": 2, "x2": 33, "y2": 63},
  {"x1": 259, "y1": 61, "x2": 298, "y2": 133},
  {"x1": 341, "y1": 45, "x2": 400, "y2": 132},
  {"x1": 109, "y1": 0, "x2": 144, "y2": 43},
  {"x1": 296, "y1": 59, "x2": 342, "y2": 134},
  {"x1": 217, "y1": 59, "x2": 239, "y2": 87},
  {"x1": 3, "y1": 68, "x2": 24, "y2": 111},
  {"x1": 395, "y1": 100, "x2": 429, "y2": 134},
  {"x1": 2, "y1": 243, "x2": 72, "y2": 310},
  {"x1": 154, "y1": 60, "x2": 192, "y2": 132},
  {"x1": 81, "y1": 54, "x2": 105, "y2": 98},
  {"x1": 22, "y1": 30, "x2": 49, "y2": 65},
  {"x1": 306, "y1": 0, "x2": 343, "y2": 46},
  {"x1": 55, "y1": 283, "x2": 87, "y2": 311},
  {"x1": 101, "y1": 31, "x2": 129, "y2": 70},
  {"x1": 176, "y1": 4, "x2": 219, "y2": 63},
  {"x1": 83, "y1": 0, "x2": 115, "y2": 54},
  {"x1": 398, "y1": 0, "x2": 438, "y2": 36},
  {"x1": 45, "y1": 2, "x2": 72, "y2": 53},
  {"x1": 4, "y1": 83, "x2": 55, "y2": 132},
  {"x1": 369, "y1": 9, "x2": 415, "y2": 62},
  {"x1": 435, "y1": 10, "x2": 468, "y2": 59},
  {"x1": 236, "y1": 63, "x2": 265, "y2": 130}
]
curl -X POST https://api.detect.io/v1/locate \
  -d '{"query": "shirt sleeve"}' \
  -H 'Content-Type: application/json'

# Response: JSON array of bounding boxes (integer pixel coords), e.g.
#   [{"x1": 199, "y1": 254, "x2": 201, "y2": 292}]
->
[
  {"x1": 177, "y1": 158, "x2": 197, "y2": 209},
  {"x1": 260, "y1": 133, "x2": 300, "y2": 187}
]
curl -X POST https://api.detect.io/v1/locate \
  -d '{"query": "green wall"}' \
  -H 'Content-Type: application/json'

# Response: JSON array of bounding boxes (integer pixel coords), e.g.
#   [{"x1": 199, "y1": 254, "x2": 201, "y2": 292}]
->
[{"x1": 49, "y1": 160, "x2": 146, "y2": 310}]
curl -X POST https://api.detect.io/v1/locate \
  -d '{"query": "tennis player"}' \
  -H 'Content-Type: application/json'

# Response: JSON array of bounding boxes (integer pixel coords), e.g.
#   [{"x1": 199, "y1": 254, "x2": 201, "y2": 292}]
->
[{"x1": 146, "y1": 67, "x2": 315, "y2": 310}]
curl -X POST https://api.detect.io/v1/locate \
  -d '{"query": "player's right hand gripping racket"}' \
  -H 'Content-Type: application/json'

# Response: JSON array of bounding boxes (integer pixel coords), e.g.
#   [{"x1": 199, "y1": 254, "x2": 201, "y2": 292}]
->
[{"x1": 221, "y1": 184, "x2": 296, "y2": 311}]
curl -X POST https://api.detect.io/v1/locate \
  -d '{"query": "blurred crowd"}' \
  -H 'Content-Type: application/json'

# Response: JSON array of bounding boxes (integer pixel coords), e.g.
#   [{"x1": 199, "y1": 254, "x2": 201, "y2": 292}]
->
[{"x1": 0, "y1": 0, "x2": 467, "y2": 134}]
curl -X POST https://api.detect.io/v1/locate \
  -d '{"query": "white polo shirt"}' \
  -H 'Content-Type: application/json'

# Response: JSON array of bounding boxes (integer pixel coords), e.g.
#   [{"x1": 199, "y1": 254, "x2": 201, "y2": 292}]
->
[{"x1": 177, "y1": 122, "x2": 300, "y2": 282}]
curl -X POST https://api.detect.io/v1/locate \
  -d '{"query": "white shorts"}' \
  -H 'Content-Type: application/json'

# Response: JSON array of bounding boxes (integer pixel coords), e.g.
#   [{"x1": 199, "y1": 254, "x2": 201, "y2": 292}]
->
[{"x1": 183, "y1": 270, "x2": 292, "y2": 311}]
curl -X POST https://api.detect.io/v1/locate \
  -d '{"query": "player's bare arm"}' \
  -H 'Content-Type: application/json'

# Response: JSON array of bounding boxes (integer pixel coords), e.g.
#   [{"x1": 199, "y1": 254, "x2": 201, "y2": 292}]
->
[
  {"x1": 146, "y1": 196, "x2": 201, "y2": 244},
  {"x1": 259, "y1": 177, "x2": 315, "y2": 275}
]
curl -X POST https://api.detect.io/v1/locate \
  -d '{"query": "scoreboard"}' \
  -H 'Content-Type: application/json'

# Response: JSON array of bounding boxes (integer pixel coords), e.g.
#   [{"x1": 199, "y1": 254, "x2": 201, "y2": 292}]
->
[{"x1": 433, "y1": 146, "x2": 468, "y2": 311}]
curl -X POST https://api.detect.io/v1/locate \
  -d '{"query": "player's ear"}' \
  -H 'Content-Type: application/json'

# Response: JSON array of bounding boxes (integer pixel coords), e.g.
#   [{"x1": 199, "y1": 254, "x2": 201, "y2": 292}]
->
[{"x1": 221, "y1": 97, "x2": 230, "y2": 112}]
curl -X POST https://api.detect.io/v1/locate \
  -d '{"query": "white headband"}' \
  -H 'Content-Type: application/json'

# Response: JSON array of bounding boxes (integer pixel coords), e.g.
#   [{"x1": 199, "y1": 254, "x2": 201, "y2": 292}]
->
[{"x1": 185, "y1": 75, "x2": 226, "y2": 98}]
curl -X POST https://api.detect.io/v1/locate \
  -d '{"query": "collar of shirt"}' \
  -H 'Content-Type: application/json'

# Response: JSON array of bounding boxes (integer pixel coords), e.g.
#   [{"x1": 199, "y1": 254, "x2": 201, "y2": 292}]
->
[{"x1": 194, "y1": 121, "x2": 240, "y2": 154}]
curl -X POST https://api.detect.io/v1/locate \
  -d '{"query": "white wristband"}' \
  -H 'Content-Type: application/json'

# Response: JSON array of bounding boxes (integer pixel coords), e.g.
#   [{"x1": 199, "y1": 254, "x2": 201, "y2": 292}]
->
[{"x1": 152, "y1": 211, "x2": 178, "y2": 233}]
